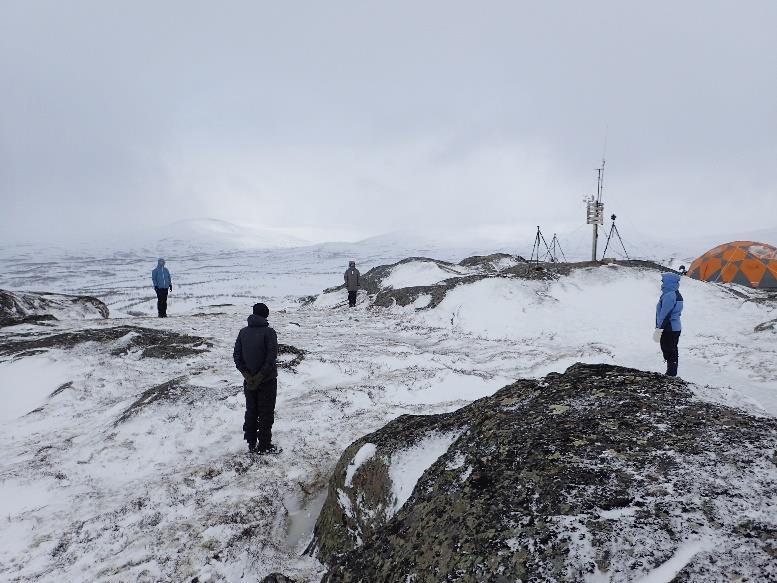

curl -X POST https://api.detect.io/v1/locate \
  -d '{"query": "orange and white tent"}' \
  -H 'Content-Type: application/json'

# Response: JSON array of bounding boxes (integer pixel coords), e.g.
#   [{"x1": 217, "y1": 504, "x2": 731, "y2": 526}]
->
[{"x1": 688, "y1": 241, "x2": 777, "y2": 288}]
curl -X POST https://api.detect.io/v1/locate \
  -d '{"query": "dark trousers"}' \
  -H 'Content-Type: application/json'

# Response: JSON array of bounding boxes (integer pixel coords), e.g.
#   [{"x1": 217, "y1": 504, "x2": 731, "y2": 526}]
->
[
  {"x1": 660, "y1": 330, "x2": 681, "y2": 376},
  {"x1": 243, "y1": 378, "x2": 277, "y2": 449},
  {"x1": 348, "y1": 290, "x2": 357, "y2": 307},
  {"x1": 155, "y1": 288, "x2": 168, "y2": 317}
]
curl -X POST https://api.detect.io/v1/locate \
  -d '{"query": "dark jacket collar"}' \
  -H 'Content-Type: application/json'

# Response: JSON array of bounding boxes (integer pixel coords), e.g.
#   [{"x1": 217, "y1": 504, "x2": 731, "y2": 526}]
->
[{"x1": 247, "y1": 315, "x2": 269, "y2": 327}]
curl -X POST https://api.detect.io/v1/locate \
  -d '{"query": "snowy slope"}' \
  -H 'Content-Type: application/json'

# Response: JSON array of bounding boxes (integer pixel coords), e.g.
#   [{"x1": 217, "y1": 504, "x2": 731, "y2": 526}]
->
[
  {"x1": 382, "y1": 260, "x2": 469, "y2": 289},
  {"x1": 413, "y1": 265, "x2": 777, "y2": 414},
  {"x1": 0, "y1": 247, "x2": 776, "y2": 582}
]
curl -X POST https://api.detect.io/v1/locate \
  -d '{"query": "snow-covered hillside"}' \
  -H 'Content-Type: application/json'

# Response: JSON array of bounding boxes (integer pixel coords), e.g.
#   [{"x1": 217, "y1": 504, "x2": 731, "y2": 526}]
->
[{"x1": 0, "y1": 248, "x2": 775, "y2": 582}]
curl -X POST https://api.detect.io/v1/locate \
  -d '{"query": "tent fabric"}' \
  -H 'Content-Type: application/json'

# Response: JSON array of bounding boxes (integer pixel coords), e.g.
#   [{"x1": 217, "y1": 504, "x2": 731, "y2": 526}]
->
[{"x1": 688, "y1": 241, "x2": 777, "y2": 289}]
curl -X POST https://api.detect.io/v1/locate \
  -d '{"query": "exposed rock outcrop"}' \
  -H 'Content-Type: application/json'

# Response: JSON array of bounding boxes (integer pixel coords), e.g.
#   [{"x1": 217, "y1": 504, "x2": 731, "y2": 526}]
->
[
  {"x1": 0, "y1": 325, "x2": 211, "y2": 359},
  {"x1": 0, "y1": 288, "x2": 109, "y2": 327},
  {"x1": 323, "y1": 257, "x2": 469, "y2": 297},
  {"x1": 313, "y1": 364, "x2": 777, "y2": 582},
  {"x1": 260, "y1": 574, "x2": 297, "y2": 583},
  {"x1": 313, "y1": 257, "x2": 674, "y2": 310}
]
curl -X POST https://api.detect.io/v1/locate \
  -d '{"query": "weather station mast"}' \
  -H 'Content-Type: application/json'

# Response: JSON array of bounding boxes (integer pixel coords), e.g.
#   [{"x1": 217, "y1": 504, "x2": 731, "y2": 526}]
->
[{"x1": 585, "y1": 159, "x2": 606, "y2": 261}]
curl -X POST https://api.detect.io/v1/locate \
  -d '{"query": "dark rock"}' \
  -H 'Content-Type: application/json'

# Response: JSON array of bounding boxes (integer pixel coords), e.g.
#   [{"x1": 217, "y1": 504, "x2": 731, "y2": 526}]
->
[
  {"x1": 0, "y1": 314, "x2": 59, "y2": 328},
  {"x1": 114, "y1": 376, "x2": 203, "y2": 425},
  {"x1": 314, "y1": 363, "x2": 777, "y2": 582},
  {"x1": 260, "y1": 574, "x2": 297, "y2": 583},
  {"x1": 0, "y1": 325, "x2": 211, "y2": 359},
  {"x1": 0, "y1": 288, "x2": 109, "y2": 328},
  {"x1": 755, "y1": 318, "x2": 777, "y2": 333},
  {"x1": 458, "y1": 253, "x2": 526, "y2": 269},
  {"x1": 278, "y1": 343, "x2": 305, "y2": 370}
]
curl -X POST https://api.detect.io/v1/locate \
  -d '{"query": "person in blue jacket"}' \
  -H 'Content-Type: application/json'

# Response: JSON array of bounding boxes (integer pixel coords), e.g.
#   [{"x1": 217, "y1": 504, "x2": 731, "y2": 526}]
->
[
  {"x1": 655, "y1": 272, "x2": 684, "y2": 376},
  {"x1": 151, "y1": 258, "x2": 173, "y2": 317}
]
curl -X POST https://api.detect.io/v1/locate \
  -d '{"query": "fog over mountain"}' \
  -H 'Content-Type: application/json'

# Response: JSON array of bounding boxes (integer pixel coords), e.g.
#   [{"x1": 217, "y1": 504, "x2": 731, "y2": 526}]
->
[{"x1": 2, "y1": 1, "x2": 776, "y2": 245}]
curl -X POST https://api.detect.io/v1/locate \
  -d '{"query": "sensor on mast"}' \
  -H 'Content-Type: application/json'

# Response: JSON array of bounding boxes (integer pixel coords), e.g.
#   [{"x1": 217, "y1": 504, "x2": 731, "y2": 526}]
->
[{"x1": 585, "y1": 159, "x2": 606, "y2": 261}]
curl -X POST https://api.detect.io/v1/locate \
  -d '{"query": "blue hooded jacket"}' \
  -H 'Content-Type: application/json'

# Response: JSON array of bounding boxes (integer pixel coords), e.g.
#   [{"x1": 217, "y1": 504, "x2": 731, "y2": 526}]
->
[
  {"x1": 151, "y1": 259, "x2": 172, "y2": 289},
  {"x1": 656, "y1": 272, "x2": 683, "y2": 331}
]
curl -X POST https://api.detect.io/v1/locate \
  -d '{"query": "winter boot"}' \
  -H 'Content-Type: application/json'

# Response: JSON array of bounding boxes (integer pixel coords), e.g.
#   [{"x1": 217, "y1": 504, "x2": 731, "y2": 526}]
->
[
  {"x1": 666, "y1": 361, "x2": 678, "y2": 377},
  {"x1": 256, "y1": 444, "x2": 283, "y2": 455}
]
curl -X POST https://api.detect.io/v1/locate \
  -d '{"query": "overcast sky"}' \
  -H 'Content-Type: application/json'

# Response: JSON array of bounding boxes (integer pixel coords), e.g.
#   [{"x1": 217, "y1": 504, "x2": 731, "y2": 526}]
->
[{"x1": 1, "y1": 0, "x2": 775, "y2": 245}]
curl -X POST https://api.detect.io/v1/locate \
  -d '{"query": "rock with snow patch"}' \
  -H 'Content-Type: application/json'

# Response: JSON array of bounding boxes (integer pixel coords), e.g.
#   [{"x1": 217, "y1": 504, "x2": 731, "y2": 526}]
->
[
  {"x1": 313, "y1": 363, "x2": 777, "y2": 582},
  {"x1": 0, "y1": 325, "x2": 211, "y2": 359},
  {"x1": 260, "y1": 573, "x2": 298, "y2": 583},
  {"x1": 313, "y1": 256, "x2": 673, "y2": 310},
  {"x1": 0, "y1": 288, "x2": 108, "y2": 327}
]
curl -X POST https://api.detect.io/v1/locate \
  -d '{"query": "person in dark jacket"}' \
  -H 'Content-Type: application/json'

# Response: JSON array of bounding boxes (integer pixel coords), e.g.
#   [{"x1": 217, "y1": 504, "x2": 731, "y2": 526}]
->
[
  {"x1": 151, "y1": 258, "x2": 173, "y2": 317},
  {"x1": 344, "y1": 260, "x2": 360, "y2": 307},
  {"x1": 655, "y1": 272, "x2": 684, "y2": 377},
  {"x1": 233, "y1": 302, "x2": 280, "y2": 453}
]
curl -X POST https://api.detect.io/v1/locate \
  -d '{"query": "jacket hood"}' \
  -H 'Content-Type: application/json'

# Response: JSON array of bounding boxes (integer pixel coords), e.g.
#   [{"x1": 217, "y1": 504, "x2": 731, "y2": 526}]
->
[
  {"x1": 661, "y1": 272, "x2": 681, "y2": 293},
  {"x1": 247, "y1": 314, "x2": 269, "y2": 327},
  {"x1": 157, "y1": 258, "x2": 165, "y2": 267},
  {"x1": 348, "y1": 261, "x2": 356, "y2": 267}
]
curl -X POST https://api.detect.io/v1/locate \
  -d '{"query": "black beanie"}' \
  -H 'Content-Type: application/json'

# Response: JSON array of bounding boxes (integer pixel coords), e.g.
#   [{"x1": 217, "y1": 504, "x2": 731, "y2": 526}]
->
[{"x1": 253, "y1": 303, "x2": 269, "y2": 317}]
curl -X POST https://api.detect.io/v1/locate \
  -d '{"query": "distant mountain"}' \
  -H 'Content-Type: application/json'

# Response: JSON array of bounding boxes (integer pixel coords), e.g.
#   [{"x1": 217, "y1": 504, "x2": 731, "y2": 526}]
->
[
  {"x1": 2, "y1": 217, "x2": 775, "y2": 265},
  {"x1": 102, "y1": 218, "x2": 310, "y2": 255}
]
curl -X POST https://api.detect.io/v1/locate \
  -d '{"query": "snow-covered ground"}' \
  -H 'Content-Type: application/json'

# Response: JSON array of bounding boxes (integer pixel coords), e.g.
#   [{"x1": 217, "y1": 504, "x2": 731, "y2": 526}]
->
[{"x1": 0, "y1": 243, "x2": 775, "y2": 582}]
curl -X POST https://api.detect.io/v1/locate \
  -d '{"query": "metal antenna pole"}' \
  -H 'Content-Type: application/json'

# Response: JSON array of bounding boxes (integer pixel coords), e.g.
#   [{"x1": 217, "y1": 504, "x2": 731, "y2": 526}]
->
[{"x1": 588, "y1": 159, "x2": 605, "y2": 261}]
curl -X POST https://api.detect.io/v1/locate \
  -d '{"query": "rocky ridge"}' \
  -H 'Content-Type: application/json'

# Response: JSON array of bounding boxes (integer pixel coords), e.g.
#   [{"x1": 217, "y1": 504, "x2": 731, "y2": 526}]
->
[
  {"x1": 314, "y1": 257, "x2": 674, "y2": 309},
  {"x1": 0, "y1": 288, "x2": 109, "y2": 327},
  {"x1": 312, "y1": 363, "x2": 777, "y2": 582}
]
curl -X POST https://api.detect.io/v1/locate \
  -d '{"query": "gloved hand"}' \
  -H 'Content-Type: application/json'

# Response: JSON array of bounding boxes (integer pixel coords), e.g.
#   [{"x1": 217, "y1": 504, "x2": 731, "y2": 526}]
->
[
  {"x1": 653, "y1": 328, "x2": 663, "y2": 343},
  {"x1": 241, "y1": 371, "x2": 265, "y2": 387},
  {"x1": 169, "y1": 284, "x2": 173, "y2": 292}
]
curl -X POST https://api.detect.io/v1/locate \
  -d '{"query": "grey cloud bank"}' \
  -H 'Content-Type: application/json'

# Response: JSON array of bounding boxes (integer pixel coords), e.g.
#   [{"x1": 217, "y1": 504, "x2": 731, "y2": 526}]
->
[{"x1": 1, "y1": 1, "x2": 775, "y2": 245}]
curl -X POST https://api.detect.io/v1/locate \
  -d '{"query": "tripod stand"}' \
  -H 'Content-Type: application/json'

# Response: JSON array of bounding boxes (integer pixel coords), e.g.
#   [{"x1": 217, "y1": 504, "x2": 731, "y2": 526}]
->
[
  {"x1": 600, "y1": 214, "x2": 630, "y2": 261},
  {"x1": 530, "y1": 226, "x2": 553, "y2": 267},
  {"x1": 547, "y1": 233, "x2": 566, "y2": 263}
]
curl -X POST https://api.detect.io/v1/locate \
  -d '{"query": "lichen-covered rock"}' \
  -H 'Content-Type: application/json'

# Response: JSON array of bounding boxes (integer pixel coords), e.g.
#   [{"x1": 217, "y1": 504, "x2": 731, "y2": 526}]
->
[
  {"x1": 0, "y1": 288, "x2": 108, "y2": 327},
  {"x1": 313, "y1": 363, "x2": 777, "y2": 582}
]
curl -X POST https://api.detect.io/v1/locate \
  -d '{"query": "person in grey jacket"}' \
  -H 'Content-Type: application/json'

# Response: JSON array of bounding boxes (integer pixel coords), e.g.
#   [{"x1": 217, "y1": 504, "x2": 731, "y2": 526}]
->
[{"x1": 344, "y1": 260, "x2": 360, "y2": 307}]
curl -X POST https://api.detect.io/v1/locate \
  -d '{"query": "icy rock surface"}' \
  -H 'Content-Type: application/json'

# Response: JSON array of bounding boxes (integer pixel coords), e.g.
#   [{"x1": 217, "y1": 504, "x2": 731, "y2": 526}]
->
[
  {"x1": 0, "y1": 288, "x2": 108, "y2": 327},
  {"x1": 314, "y1": 363, "x2": 777, "y2": 582},
  {"x1": 0, "y1": 324, "x2": 211, "y2": 359},
  {"x1": 315, "y1": 257, "x2": 673, "y2": 310}
]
